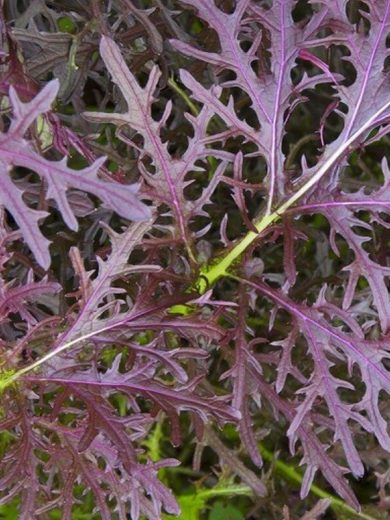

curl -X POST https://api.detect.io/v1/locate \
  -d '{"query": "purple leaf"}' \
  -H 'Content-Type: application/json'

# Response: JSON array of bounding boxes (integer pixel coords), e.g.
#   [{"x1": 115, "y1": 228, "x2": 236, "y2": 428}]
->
[{"x1": 0, "y1": 83, "x2": 151, "y2": 269}]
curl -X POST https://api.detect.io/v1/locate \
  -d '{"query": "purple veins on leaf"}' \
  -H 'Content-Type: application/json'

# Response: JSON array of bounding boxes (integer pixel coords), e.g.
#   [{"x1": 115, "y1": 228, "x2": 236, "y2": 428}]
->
[
  {"x1": 2, "y1": 0, "x2": 390, "y2": 518},
  {"x1": 0, "y1": 80, "x2": 151, "y2": 269}
]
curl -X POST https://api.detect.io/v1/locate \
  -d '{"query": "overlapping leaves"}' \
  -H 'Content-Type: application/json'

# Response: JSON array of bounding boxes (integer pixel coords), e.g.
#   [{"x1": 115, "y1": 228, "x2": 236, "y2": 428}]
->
[{"x1": 1, "y1": 0, "x2": 390, "y2": 518}]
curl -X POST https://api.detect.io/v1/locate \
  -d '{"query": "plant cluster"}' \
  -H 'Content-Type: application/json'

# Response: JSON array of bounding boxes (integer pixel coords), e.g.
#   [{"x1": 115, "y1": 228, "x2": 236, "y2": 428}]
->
[{"x1": 0, "y1": 1, "x2": 390, "y2": 518}]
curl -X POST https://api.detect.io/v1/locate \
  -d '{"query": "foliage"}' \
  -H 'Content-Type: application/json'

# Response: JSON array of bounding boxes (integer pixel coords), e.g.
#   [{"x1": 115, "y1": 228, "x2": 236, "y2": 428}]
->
[{"x1": 0, "y1": 0, "x2": 390, "y2": 518}]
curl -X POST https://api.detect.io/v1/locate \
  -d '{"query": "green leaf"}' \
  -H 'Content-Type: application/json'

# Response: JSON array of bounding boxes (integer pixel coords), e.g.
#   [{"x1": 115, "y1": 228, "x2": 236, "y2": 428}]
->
[
  {"x1": 209, "y1": 503, "x2": 244, "y2": 520},
  {"x1": 0, "y1": 499, "x2": 19, "y2": 519},
  {"x1": 163, "y1": 482, "x2": 252, "y2": 520},
  {"x1": 57, "y1": 16, "x2": 77, "y2": 34}
]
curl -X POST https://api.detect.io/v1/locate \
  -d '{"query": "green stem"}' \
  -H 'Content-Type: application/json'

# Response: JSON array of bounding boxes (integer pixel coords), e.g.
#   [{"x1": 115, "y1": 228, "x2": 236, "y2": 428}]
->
[
  {"x1": 197, "y1": 97, "x2": 390, "y2": 293},
  {"x1": 195, "y1": 484, "x2": 252, "y2": 500},
  {"x1": 0, "y1": 319, "x2": 134, "y2": 393},
  {"x1": 168, "y1": 76, "x2": 199, "y2": 117},
  {"x1": 259, "y1": 443, "x2": 376, "y2": 520}
]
